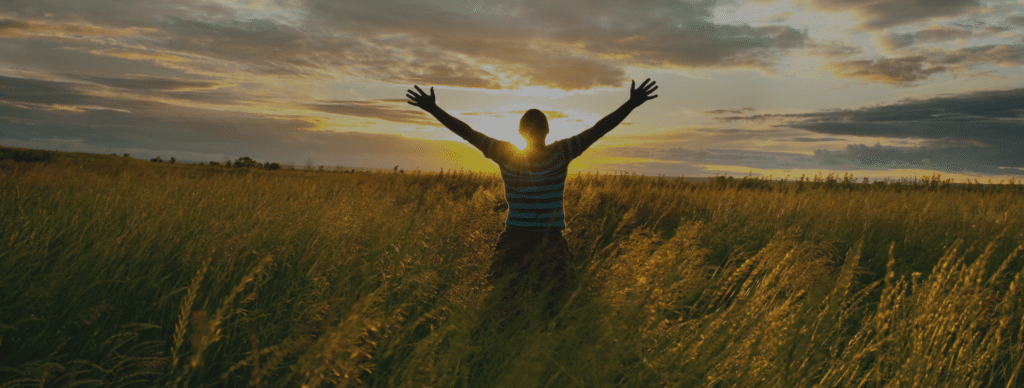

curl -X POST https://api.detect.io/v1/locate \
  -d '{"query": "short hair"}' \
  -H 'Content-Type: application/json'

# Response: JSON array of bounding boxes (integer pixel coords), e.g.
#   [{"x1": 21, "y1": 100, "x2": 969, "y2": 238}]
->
[{"x1": 519, "y1": 109, "x2": 549, "y2": 139}]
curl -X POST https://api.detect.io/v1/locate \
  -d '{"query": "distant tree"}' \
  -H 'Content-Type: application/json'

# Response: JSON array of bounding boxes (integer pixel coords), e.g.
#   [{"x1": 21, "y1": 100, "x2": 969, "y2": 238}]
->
[
  {"x1": 267, "y1": 162, "x2": 281, "y2": 170},
  {"x1": 209, "y1": 161, "x2": 220, "y2": 166},
  {"x1": 169, "y1": 157, "x2": 176, "y2": 164},
  {"x1": 233, "y1": 156, "x2": 258, "y2": 168},
  {"x1": 123, "y1": 153, "x2": 130, "y2": 158},
  {"x1": 225, "y1": 160, "x2": 232, "y2": 168},
  {"x1": 150, "y1": 156, "x2": 163, "y2": 163}
]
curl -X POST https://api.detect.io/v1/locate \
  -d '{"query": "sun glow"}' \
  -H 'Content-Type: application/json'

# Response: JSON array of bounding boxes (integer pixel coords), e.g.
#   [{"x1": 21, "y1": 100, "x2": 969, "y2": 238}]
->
[{"x1": 456, "y1": 108, "x2": 530, "y2": 150}]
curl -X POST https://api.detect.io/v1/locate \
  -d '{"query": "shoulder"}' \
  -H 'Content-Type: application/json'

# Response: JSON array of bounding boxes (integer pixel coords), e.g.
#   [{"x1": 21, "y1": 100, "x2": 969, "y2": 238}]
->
[
  {"x1": 547, "y1": 138, "x2": 574, "y2": 156},
  {"x1": 485, "y1": 139, "x2": 517, "y2": 162}
]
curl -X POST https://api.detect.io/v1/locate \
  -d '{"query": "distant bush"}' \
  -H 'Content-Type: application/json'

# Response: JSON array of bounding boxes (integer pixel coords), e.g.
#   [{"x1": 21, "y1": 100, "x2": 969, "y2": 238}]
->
[
  {"x1": 0, "y1": 147, "x2": 55, "y2": 162},
  {"x1": 233, "y1": 156, "x2": 258, "y2": 168},
  {"x1": 150, "y1": 156, "x2": 163, "y2": 163}
]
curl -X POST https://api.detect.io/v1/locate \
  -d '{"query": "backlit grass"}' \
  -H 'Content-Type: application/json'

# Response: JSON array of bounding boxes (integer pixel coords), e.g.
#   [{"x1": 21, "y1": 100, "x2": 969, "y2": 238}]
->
[{"x1": 1, "y1": 149, "x2": 1022, "y2": 387}]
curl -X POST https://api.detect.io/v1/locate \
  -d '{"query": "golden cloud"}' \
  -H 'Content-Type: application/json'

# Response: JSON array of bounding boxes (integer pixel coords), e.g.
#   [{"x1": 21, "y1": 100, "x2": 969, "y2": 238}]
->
[{"x1": 87, "y1": 48, "x2": 188, "y2": 63}]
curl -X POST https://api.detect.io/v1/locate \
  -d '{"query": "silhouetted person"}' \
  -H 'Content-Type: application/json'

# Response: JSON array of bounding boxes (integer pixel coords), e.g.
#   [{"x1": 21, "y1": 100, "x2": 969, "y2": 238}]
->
[{"x1": 407, "y1": 79, "x2": 658, "y2": 318}]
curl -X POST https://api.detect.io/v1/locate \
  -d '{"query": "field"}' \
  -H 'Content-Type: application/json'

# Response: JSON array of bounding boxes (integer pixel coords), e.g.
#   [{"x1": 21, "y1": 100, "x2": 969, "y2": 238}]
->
[{"x1": 1, "y1": 147, "x2": 1023, "y2": 387}]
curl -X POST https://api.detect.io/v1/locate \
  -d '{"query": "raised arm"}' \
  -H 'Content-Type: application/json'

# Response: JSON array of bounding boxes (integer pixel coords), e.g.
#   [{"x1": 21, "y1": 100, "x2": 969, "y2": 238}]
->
[
  {"x1": 573, "y1": 79, "x2": 658, "y2": 151},
  {"x1": 406, "y1": 85, "x2": 490, "y2": 147}
]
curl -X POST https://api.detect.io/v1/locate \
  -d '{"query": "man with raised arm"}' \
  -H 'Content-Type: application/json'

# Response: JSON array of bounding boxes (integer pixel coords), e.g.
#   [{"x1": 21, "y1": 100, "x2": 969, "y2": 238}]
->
[{"x1": 406, "y1": 79, "x2": 658, "y2": 313}]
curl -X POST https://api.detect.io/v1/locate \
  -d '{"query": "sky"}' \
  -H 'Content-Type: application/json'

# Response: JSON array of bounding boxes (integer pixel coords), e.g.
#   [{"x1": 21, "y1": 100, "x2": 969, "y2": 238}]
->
[{"x1": 1, "y1": 0, "x2": 1023, "y2": 180}]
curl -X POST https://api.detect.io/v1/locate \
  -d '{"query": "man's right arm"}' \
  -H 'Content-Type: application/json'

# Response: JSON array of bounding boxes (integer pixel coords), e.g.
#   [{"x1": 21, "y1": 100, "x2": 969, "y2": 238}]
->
[{"x1": 407, "y1": 85, "x2": 498, "y2": 155}]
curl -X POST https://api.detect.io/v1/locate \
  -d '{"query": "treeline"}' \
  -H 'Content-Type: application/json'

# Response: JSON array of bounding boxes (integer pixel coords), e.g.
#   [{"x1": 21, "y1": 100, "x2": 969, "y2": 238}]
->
[
  {"x1": 148, "y1": 154, "x2": 381, "y2": 173},
  {"x1": 150, "y1": 155, "x2": 284, "y2": 170},
  {"x1": 706, "y1": 172, "x2": 1023, "y2": 192}
]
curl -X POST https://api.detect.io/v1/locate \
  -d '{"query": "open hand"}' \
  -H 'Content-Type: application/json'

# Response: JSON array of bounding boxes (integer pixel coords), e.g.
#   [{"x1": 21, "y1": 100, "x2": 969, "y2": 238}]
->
[
  {"x1": 628, "y1": 78, "x2": 658, "y2": 106},
  {"x1": 406, "y1": 85, "x2": 437, "y2": 112}
]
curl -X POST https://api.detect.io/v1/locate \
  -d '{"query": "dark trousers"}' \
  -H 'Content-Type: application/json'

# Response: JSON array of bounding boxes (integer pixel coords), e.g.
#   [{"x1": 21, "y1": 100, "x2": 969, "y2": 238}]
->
[{"x1": 484, "y1": 228, "x2": 577, "y2": 320}]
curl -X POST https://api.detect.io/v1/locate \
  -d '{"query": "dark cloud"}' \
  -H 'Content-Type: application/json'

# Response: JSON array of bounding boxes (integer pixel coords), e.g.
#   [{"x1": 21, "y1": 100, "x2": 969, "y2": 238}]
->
[
  {"x1": 828, "y1": 44, "x2": 1024, "y2": 84},
  {"x1": 915, "y1": 26, "x2": 973, "y2": 42},
  {"x1": 0, "y1": 75, "x2": 489, "y2": 170},
  {"x1": 885, "y1": 26, "x2": 973, "y2": 49},
  {"x1": 0, "y1": 74, "x2": 95, "y2": 107},
  {"x1": 813, "y1": 142, "x2": 1023, "y2": 175},
  {"x1": 829, "y1": 56, "x2": 949, "y2": 84},
  {"x1": 809, "y1": 0, "x2": 982, "y2": 29},
  {"x1": 305, "y1": 100, "x2": 439, "y2": 126},
  {"x1": 718, "y1": 87, "x2": 1024, "y2": 175},
  {"x1": 1007, "y1": 15, "x2": 1024, "y2": 28},
  {"x1": 723, "y1": 87, "x2": 1024, "y2": 137},
  {"x1": 305, "y1": 0, "x2": 808, "y2": 87},
  {"x1": 704, "y1": 107, "x2": 755, "y2": 115},
  {"x1": 792, "y1": 137, "x2": 846, "y2": 142},
  {"x1": 5, "y1": 0, "x2": 810, "y2": 91},
  {"x1": 940, "y1": 44, "x2": 1024, "y2": 66},
  {"x1": 807, "y1": 41, "x2": 864, "y2": 58}
]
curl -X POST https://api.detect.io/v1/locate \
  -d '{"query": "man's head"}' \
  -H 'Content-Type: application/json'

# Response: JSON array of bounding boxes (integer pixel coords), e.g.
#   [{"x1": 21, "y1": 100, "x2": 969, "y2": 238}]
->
[{"x1": 519, "y1": 109, "x2": 549, "y2": 146}]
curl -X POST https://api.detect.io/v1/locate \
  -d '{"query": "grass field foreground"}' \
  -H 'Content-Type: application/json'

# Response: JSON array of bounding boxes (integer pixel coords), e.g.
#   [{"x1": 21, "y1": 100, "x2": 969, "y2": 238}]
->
[{"x1": 1, "y1": 150, "x2": 1023, "y2": 387}]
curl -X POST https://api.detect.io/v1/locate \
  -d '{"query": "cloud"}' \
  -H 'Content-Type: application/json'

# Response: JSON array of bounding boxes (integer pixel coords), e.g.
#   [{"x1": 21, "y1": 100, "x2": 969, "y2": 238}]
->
[
  {"x1": 884, "y1": 26, "x2": 973, "y2": 49},
  {"x1": 0, "y1": 74, "x2": 493, "y2": 170},
  {"x1": 703, "y1": 107, "x2": 755, "y2": 115},
  {"x1": 813, "y1": 142, "x2": 1023, "y2": 175},
  {"x1": 84, "y1": 48, "x2": 189, "y2": 63},
  {"x1": 806, "y1": 41, "x2": 864, "y2": 58},
  {"x1": 0, "y1": 17, "x2": 152, "y2": 42},
  {"x1": 305, "y1": 100, "x2": 440, "y2": 126},
  {"x1": 829, "y1": 56, "x2": 950, "y2": 84},
  {"x1": 828, "y1": 44, "x2": 1024, "y2": 84},
  {"x1": 714, "y1": 87, "x2": 1024, "y2": 175},
  {"x1": 69, "y1": 74, "x2": 224, "y2": 91},
  {"x1": 1008, "y1": 14, "x2": 1024, "y2": 27},
  {"x1": 808, "y1": 0, "x2": 982, "y2": 29},
  {"x1": 721, "y1": 86, "x2": 1024, "y2": 137},
  {"x1": 792, "y1": 137, "x2": 846, "y2": 142},
  {"x1": 3, "y1": 0, "x2": 812, "y2": 91}
]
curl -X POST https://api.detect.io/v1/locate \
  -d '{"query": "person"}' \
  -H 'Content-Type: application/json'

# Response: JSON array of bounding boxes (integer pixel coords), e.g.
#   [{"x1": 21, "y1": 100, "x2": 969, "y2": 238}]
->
[{"x1": 406, "y1": 79, "x2": 658, "y2": 316}]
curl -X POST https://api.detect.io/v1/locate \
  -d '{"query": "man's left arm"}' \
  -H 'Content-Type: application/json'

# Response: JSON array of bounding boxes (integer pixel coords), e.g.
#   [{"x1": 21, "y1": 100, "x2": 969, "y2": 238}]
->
[{"x1": 567, "y1": 79, "x2": 658, "y2": 157}]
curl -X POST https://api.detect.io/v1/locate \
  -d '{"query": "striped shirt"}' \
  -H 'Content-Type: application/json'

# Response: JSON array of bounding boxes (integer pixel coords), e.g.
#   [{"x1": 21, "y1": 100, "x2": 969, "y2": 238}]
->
[{"x1": 466, "y1": 132, "x2": 599, "y2": 231}]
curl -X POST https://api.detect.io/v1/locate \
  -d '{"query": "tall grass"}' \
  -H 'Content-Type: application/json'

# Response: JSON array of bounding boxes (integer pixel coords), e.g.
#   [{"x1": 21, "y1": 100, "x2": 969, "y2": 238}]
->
[{"x1": 0, "y1": 154, "x2": 1022, "y2": 387}]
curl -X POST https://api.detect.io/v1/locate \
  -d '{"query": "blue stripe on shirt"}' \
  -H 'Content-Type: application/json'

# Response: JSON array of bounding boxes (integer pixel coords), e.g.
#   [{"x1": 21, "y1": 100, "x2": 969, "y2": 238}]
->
[
  {"x1": 506, "y1": 190, "x2": 563, "y2": 200},
  {"x1": 508, "y1": 210, "x2": 563, "y2": 219},
  {"x1": 507, "y1": 182, "x2": 564, "y2": 193},
  {"x1": 509, "y1": 201, "x2": 562, "y2": 210},
  {"x1": 506, "y1": 218, "x2": 566, "y2": 229}
]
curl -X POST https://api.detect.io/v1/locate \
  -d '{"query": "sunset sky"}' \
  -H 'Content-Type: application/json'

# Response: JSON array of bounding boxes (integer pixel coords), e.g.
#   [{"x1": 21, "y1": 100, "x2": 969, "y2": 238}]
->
[{"x1": 2, "y1": 0, "x2": 1023, "y2": 180}]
